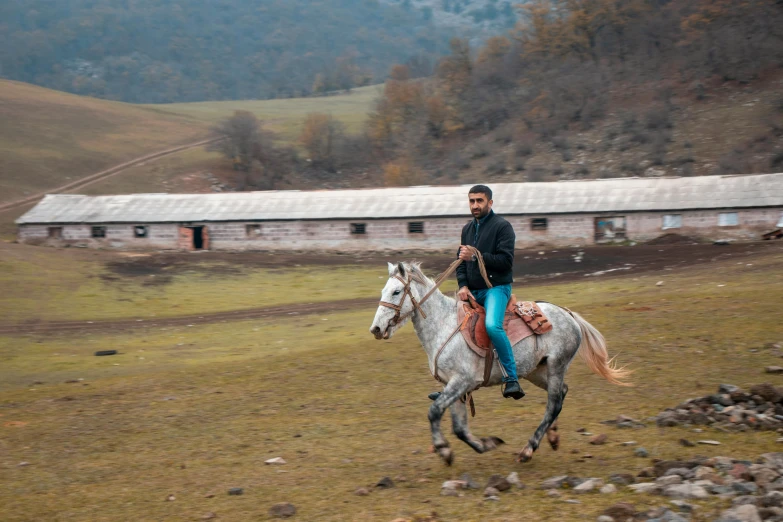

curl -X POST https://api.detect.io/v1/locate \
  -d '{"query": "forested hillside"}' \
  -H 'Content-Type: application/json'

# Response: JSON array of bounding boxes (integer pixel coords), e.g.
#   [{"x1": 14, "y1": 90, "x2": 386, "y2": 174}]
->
[{"x1": 0, "y1": 0, "x2": 455, "y2": 103}]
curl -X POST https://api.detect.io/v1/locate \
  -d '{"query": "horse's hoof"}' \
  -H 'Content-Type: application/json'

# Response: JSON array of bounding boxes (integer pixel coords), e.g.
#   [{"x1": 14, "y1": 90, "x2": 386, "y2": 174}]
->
[
  {"x1": 516, "y1": 446, "x2": 534, "y2": 463},
  {"x1": 438, "y1": 447, "x2": 454, "y2": 466},
  {"x1": 481, "y1": 436, "x2": 505, "y2": 451}
]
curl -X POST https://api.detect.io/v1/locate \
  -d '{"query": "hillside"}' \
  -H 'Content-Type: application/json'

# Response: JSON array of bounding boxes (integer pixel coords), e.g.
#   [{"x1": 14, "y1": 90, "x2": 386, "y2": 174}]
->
[{"x1": 0, "y1": 0, "x2": 459, "y2": 103}]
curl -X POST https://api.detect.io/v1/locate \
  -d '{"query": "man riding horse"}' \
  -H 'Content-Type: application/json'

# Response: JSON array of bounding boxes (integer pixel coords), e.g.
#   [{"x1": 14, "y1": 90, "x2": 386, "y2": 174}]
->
[{"x1": 456, "y1": 184, "x2": 525, "y2": 400}]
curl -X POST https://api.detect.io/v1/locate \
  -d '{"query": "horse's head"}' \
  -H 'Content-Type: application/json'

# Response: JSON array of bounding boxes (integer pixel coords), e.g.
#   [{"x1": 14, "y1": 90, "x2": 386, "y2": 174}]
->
[{"x1": 369, "y1": 262, "x2": 425, "y2": 340}]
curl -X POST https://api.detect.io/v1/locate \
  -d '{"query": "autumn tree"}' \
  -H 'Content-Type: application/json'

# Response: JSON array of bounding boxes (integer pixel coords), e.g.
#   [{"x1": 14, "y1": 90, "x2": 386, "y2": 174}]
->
[{"x1": 299, "y1": 113, "x2": 346, "y2": 171}]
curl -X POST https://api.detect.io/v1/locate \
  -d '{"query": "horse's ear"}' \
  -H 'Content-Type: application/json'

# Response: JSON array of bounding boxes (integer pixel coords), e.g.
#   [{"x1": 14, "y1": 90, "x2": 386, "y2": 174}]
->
[
  {"x1": 397, "y1": 262, "x2": 406, "y2": 277},
  {"x1": 387, "y1": 262, "x2": 396, "y2": 277}
]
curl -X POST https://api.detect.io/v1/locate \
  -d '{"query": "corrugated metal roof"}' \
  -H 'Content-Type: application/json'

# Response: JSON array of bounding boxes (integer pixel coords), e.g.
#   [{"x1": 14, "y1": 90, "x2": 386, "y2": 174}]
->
[{"x1": 16, "y1": 173, "x2": 783, "y2": 224}]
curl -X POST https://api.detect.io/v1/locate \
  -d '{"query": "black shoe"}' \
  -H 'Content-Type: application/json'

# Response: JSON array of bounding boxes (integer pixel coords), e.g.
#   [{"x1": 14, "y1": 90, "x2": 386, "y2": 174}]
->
[
  {"x1": 428, "y1": 392, "x2": 442, "y2": 401},
  {"x1": 502, "y1": 381, "x2": 525, "y2": 400}
]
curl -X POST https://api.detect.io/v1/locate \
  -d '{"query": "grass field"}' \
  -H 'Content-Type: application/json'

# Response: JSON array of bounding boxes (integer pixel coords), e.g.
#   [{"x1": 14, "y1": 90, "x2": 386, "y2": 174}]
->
[
  {"x1": 147, "y1": 85, "x2": 381, "y2": 142},
  {"x1": 0, "y1": 80, "x2": 210, "y2": 205},
  {"x1": 1, "y1": 243, "x2": 782, "y2": 521}
]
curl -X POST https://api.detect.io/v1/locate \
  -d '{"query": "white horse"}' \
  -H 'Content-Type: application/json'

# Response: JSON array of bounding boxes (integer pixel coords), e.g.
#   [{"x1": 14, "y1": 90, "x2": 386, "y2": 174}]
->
[{"x1": 369, "y1": 261, "x2": 630, "y2": 466}]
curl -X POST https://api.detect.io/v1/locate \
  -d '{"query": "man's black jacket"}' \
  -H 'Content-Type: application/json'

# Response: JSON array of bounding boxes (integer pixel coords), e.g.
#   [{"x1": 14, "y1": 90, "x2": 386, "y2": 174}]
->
[{"x1": 456, "y1": 210, "x2": 515, "y2": 290}]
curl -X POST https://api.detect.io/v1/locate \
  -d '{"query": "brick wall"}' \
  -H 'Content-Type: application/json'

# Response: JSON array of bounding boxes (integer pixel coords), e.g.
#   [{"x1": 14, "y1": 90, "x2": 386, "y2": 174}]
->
[{"x1": 17, "y1": 207, "x2": 782, "y2": 251}]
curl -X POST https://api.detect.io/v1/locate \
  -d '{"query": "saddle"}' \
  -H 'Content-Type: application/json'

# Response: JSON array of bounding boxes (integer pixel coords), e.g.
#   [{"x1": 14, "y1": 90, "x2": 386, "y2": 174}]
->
[{"x1": 457, "y1": 295, "x2": 552, "y2": 357}]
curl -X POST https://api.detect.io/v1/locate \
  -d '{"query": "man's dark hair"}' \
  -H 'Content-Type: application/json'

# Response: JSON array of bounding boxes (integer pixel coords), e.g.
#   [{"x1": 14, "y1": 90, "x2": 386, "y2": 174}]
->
[{"x1": 468, "y1": 184, "x2": 492, "y2": 201}]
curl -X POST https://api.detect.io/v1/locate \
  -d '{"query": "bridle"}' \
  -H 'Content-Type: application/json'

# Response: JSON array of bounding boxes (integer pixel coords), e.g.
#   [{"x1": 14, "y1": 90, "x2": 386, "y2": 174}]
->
[
  {"x1": 378, "y1": 273, "x2": 428, "y2": 326},
  {"x1": 377, "y1": 246, "x2": 492, "y2": 327}
]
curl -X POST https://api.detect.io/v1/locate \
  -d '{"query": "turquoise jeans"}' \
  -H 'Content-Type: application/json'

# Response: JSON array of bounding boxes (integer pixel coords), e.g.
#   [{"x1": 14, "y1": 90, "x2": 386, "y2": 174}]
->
[{"x1": 471, "y1": 284, "x2": 517, "y2": 382}]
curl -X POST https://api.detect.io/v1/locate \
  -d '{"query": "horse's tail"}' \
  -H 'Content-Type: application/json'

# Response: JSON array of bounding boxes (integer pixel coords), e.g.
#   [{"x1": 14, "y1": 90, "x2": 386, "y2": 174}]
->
[{"x1": 568, "y1": 309, "x2": 632, "y2": 386}]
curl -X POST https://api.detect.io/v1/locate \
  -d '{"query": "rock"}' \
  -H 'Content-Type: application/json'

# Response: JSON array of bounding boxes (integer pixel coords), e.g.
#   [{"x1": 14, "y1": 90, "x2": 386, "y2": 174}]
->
[
  {"x1": 269, "y1": 503, "x2": 296, "y2": 518},
  {"x1": 717, "y1": 504, "x2": 762, "y2": 522},
  {"x1": 767, "y1": 367, "x2": 783, "y2": 374},
  {"x1": 546, "y1": 489, "x2": 562, "y2": 497},
  {"x1": 442, "y1": 480, "x2": 466, "y2": 491},
  {"x1": 656, "y1": 475, "x2": 683, "y2": 486},
  {"x1": 655, "y1": 461, "x2": 693, "y2": 477},
  {"x1": 17, "y1": 462, "x2": 30, "y2": 467},
  {"x1": 733, "y1": 482, "x2": 759, "y2": 495},
  {"x1": 761, "y1": 491, "x2": 783, "y2": 508},
  {"x1": 603, "y1": 502, "x2": 636, "y2": 520},
  {"x1": 638, "y1": 467, "x2": 655, "y2": 478},
  {"x1": 265, "y1": 457, "x2": 287, "y2": 465},
  {"x1": 759, "y1": 453, "x2": 783, "y2": 469},
  {"x1": 541, "y1": 475, "x2": 569, "y2": 489},
  {"x1": 354, "y1": 487, "x2": 370, "y2": 496},
  {"x1": 597, "y1": 516, "x2": 614, "y2": 522},
  {"x1": 566, "y1": 476, "x2": 587, "y2": 488},
  {"x1": 563, "y1": 499, "x2": 581, "y2": 504},
  {"x1": 484, "y1": 487, "x2": 500, "y2": 497},
  {"x1": 720, "y1": 384, "x2": 741, "y2": 394},
  {"x1": 376, "y1": 477, "x2": 394, "y2": 489},
  {"x1": 166, "y1": 494, "x2": 175, "y2": 501},
  {"x1": 486, "y1": 474, "x2": 511, "y2": 492},
  {"x1": 759, "y1": 506, "x2": 783, "y2": 519},
  {"x1": 621, "y1": 441, "x2": 637, "y2": 446},
  {"x1": 733, "y1": 495, "x2": 760, "y2": 507},
  {"x1": 506, "y1": 472, "x2": 524, "y2": 488},
  {"x1": 694, "y1": 466, "x2": 717, "y2": 479},
  {"x1": 459, "y1": 473, "x2": 480, "y2": 489},
  {"x1": 730, "y1": 463, "x2": 752, "y2": 480},
  {"x1": 669, "y1": 500, "x2": 694, "y2": 513},
  {"x1": 201, "y1": 513, "x2": 217, "y2": 520},
  {"x1": 600, "y1": 484, "x2": 617, "y2": 494},
  {"x1": 441, "y1": 488, "x2": 459, "y2": 497},
  {"x1": 663, "y1": 483, "x2": 710, "y2": 499},
  {"x1": 679, "y1": 439, "x2": 695, "y2": 447},
  {"x1": 697, "y1": 439, "x2": 721, "y2": 445},
  {"x1": 664, "y1": 468, "x2": 694, "y2": 479},
  {"x1": 609, "y1": 473, "x2": 635, "y2": 485},
  {"x1": 656, "y1": 280, "x2": 665, "y2": 286},
  {"x1": 635, "y1": 447, "x2": 649, "y2": 458},
  {"x1": 228, "y1": 488, "x2": 243, "y2": 496},
  {"x1": 751, "y1": 383, "x2": 783, "y2": 403},
  {"x1": 628, "y1": 482, "x2": 660, "y2": 494},
  {"x1": 590, "y1": 434, "x2": 608, "y2": 445},
  {"x1": 574, "y1": 478, "x2": 603, "y2": 493}
]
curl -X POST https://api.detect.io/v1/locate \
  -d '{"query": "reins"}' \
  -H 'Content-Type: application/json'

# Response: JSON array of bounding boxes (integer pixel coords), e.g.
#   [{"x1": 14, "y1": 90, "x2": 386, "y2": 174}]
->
[{"x1": 378, "y1": 246, "x2": 492, "y2": 326}]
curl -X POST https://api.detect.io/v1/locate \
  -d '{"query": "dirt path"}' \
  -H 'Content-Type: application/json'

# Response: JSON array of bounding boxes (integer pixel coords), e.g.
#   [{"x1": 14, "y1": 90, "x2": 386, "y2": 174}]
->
[
  {"x1": 0, "y1": 137, "x2": 222, "y2": 213},
  {"x1": 0, "y1": 298, "x2": 377, "y2": 336}
]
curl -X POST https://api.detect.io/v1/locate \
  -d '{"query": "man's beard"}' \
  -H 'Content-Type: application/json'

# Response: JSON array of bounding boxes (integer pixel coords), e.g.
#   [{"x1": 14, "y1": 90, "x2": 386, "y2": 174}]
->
[{"x1": 473, "y1": 207, "x2": 490, "y2": 219}]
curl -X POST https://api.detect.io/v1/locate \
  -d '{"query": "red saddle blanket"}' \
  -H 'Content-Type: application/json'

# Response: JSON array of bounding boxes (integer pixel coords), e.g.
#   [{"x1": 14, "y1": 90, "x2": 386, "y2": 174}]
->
[{"x1": 457, "y1": 296, "x2": 553, "y2": 357}]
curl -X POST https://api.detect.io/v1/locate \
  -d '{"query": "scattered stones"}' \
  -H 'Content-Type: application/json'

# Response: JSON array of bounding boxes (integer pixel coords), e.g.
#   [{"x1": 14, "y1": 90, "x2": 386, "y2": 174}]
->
[
  {"x1": 603, "y1": 502, "x2": 636, "y2": 520},
  {"x1": 541, "y1": 475, "x2": 569, "y2": 489},
  {"x1": 679, "y1": 438, "x2": 695, "y2": 447},
  {"x1": 629, "y1": 483, "x2": 661, "y2": 494},
  {"x1": 354, "y1": 487, "x2": 370, "y2": 496},
  {"x1": 269, "y1": 503, "x2": 296, "y2": 518},
  {"x1": 486, "y1": 474, "x2": 511, "y2": 492},
  {"x1": 717, "y1": 504, "x2": 761, "y2": 522},
  {"x1": 656, "y1": 475, "x2": 683, "y2": 486},
  {"x1": 766, "y1": 367, "x2": 783, "y2": 375},
  {"x1": 590, "y1": 434, "x2": 608, "y2": 445},
  {"x1": 228, "y1": 488, "x2": 243, "y2": 496},
  {"x1": 265, "y1": 457, "x2": 287, "y2": 465},
  {"x1": 376, "y1": 477, "x2": 394, "y2": 489},
  {"x1": 483, "y1": 487, "x2": 500, "y2": 498},
  {"x1": 655, "y1": 384, "x2": 783, "y2": 431},
  {"x1": 635, "y1": 447, "x2": 650, "y2": 458},
  {"x1": 459, "y1": 473, "x2": 480, "y2": 489},
  {"x1": 663, "y1": 483, "x2": 709, "y2": 500},
  {"x1": 601, "y1": 415, "x2": 646, "y2": 429},
  {"x1": 442, "y1": 480, "x2": 467, "y2": 491},
  {"x1": 574, "y1": 478, "x2": 604, "y2": 493},
  {"x1": 506, "y1": 472, "x2": 524, "y2": 488},
  {"x1": 609, "y1": 473, "x2": 635, "y2": 486},
  {"x1": 669, "y1": 500, "x2": 694, "y2": 513},
  {"x1": 600, "y1": 484, "x2": 617, "y2": 494}
]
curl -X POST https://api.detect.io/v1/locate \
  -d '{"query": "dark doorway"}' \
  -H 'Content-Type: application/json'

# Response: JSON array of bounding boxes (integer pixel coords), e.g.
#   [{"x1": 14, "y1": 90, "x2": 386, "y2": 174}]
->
[{"x1": 192, "y1": 226, "x2": 205, "y2": 250}]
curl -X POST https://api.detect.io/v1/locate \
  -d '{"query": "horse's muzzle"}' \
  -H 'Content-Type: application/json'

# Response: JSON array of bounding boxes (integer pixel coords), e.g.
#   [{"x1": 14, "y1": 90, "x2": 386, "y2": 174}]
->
[{"x1": 370, "y1": 325, "x2": 391, "y2": 340}]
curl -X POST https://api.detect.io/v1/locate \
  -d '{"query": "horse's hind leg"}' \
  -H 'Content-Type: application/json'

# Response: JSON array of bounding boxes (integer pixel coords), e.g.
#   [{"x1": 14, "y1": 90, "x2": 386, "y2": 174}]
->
[
  {"x1": 518, "y1": 363, "x2": 567, "y2": 463},
  {"x1": 450, "y1": 398, "x2": 505, "y2": 454},
  {"x1": 428, "y1": 377, "x2": 472, "y2": 466},
  {"x1": 524, "y1": 363, "x2": 568, "y2": 453}
]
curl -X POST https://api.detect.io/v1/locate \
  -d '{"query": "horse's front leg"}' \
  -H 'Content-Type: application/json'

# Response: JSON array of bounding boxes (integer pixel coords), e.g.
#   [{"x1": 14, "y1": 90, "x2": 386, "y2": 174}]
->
[
  {"x1": 450, "y1": 397, "x2": 505, "y2": 454},
  {"x1": 428, "y1": 377, "x2": 471, "y2": 466}
]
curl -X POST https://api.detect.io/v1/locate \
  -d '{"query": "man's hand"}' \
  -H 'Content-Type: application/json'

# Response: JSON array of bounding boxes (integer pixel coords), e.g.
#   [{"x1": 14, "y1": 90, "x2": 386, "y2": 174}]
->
[
  {"x1": 457, "y1": 286, "x2": 474, "y2": 302},
  {"x1": 458, "y1": 245, "x2": 474, "y2": 262}
]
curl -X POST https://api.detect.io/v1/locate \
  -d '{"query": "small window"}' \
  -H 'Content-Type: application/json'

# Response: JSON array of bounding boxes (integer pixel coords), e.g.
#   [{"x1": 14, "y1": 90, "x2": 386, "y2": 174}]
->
[
  {"x1": 408, "y1": 222, "x2": 424, "y2": 234},
  {"x1": 48, "y1": 227, "x2": 62, "y2": 239},
  {"x1": 246, "y1": 224, "x2": 262, "y2": 237},
  {"x1": 718, "y1": 212, "x2": 739, "y2": 226},
  {"x1": 91, "y1": 226, "x2": 106, "y2": 238},
  {"x1": 662, "y1": 214, "x2": 682, "y2": 230},
  {"x1": 350, "y1": 223, "x2": 366, "y2": 235},
  {"x1": 531, "y1": 218, "x2": 548, "y2": 230},
  {"x1": 133, "y1": 225, "x2": 148, "y2": 238}
]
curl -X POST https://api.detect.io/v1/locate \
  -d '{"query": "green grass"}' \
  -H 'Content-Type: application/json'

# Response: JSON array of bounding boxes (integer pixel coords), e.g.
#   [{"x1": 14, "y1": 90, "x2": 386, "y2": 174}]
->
[
  {"x1": 1, "y1": 246, "x2": 782, "y2": 520},
  {"x1": 147, "y1": 85, "x2": 381, "y2": 142},
  {"x1": 0, "y1": 80, "x2": 209, "y2": 204}
]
